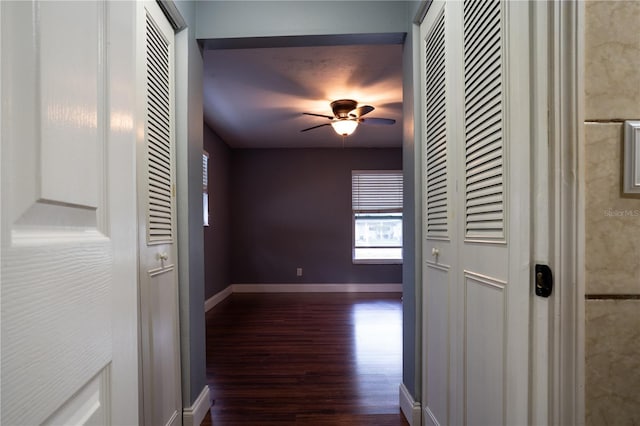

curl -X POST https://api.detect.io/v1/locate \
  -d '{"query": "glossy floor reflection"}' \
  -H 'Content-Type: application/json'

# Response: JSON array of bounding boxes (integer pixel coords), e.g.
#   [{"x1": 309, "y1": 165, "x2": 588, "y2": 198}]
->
[{"x1": 204, "y1": 292, "x2": 408, "y2": 425}]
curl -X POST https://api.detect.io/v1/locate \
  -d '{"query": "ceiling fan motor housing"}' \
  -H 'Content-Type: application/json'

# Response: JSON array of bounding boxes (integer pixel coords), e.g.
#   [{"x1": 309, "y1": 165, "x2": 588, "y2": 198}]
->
[{"x1": 330, "y1": 99, "x2": 358, "y2": 119}]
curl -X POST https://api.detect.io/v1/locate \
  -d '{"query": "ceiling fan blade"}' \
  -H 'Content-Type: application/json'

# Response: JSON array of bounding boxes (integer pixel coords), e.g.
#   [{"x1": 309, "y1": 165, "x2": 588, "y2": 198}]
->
[
  {"x1": 300, "y1": 123, "x2": 331, "y2": 132},
  {"x1": 360, "y1": 117, "x2": 396, "y2": 125},
  {"x1": 302, "y1": 112, "x2": 334, "y2": 120},
  {"x1": 349, "y1": 105, "x2": 375, "y2": 118}
]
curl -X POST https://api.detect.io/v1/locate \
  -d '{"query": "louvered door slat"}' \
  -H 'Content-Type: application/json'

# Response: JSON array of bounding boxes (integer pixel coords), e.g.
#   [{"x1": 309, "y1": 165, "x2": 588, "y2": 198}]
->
[
  {"x1": 463, "y1": 2, "x2": 500, "y2": 49},
  {"x1": 146, "y1": 52, "x2": 169, "y2": 80},
  {"x1": 147, "y1": 85, "x2": 170, "y2": 111},
  {"x1": 145, "y1": 12, "x2": 173, "y2": 244},
  {"x1": 149, "y1": 180, "x2": 171, "y2": 193},
  {"x1": 467, "y1": 203, "x2": 504, "y2": 215},
  {"x1": 465, "y1": 77, "x2": 500, "y2": 114},
  {"x1": 425, "y1": 21, "x2": 445, "y2": 69},
  {"x1": 148, "y1": 148, "x2": 171, "y2": 168},
  {"x1": 467, "y1": 174, "x2": 502, "y2": 193},
  {"x1": 466, "y1": 116, "x2": 501, "y2": 147},
  {"x1": 148, "y1": 104, "x2": 170, "y2": 129},
  {"x1": 427, "y1": 100, "x2": 446, "y2": 125},
  {"x1": 467, "y1": 138, "x2": 501, "y2": 163},
  {"x1": 149, "y1": 204, "x2": 172, "y2": 215},
  {"x1": 148, "y1": 168, "x2": 171, "y2": 185},
  {"x1": 428, "y1": 145, "x2": 447, "y2": 167},
  {"x1": 147, "y1": 84, "x2": 169, "y2": 106},
  {"x1": 428, "y1": 170, "x2": 447, "y2": 188},
  {"x1": 466, "y1": 191, "x2": 502, "y2": 206},
  {"x1": 463, "y1": 0, "x2": 504, "y2": 240},
  {"x1": 467, "y1": 163, "x2": 503, "y2": 185},
  {"x1": 464, "y1": 13, "x2": 500, "y2": 63},
  {"x1": 425, "y1": 10, "x2": 448, "y2": 239}
]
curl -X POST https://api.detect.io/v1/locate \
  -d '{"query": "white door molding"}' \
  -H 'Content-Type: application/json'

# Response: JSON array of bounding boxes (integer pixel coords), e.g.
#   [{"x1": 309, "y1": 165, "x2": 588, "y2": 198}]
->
[{"x1": 548, "y1": 1, "x2": 585, "y2": 424}]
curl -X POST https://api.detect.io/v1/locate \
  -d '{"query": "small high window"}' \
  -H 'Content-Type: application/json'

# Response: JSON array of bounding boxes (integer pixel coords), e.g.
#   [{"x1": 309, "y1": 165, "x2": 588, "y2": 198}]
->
[{"x1": 352, "y1": 170, "x2": 403, "y2": 263}]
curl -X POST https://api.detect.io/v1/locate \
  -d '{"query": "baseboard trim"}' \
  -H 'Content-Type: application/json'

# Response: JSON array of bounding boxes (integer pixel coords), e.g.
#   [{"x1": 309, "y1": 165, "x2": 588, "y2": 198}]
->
[
  {"x1": 399, "y1": 383, "x2": 422, "y2": 426},
  {"x1": 205, "y1": 283, "x2": 403, "y2": 312},
  {"x1": 231, "y1": 283, "x2": 402, "y2": 293},
  {"x1": 182, "y1": 385, "x2": 211, "y2": 426},
  {"x1": 205, "y1": 285, "x2": 233, "y2": 312}
]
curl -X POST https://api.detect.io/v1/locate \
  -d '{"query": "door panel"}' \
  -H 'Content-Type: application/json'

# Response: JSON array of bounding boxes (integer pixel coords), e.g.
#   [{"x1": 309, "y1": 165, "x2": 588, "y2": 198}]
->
[
  {"x1": 463, "y1": 273, "x2": 506, "y2": 425},
  {"x1": 149, "y1": 266, "x2": 180, "y2": 424},
  {"x1": 424, "y1": 263, "x2": 450, "y2": 426},
  {"x1": 42, "y1": 368, "x2": 110, "y2": 426},
  {"x1": 1, "y1": 1, "x2": 138, "y2": 424}
]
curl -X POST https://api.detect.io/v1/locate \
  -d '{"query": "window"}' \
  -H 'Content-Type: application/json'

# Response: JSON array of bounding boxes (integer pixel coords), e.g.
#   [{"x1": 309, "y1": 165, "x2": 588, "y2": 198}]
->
[
  {"x1": 352, "y1": 170, "x2": 403, "y2": 263},
  {"x1": 203, "y1": 151, "x2": 209, "y2": 226}
]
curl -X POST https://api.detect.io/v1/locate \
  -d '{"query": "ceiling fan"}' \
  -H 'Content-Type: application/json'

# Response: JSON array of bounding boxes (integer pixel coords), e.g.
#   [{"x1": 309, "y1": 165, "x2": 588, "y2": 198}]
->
[{"x1": 301, "y1": 99, "x2": 396, "y2": 136}]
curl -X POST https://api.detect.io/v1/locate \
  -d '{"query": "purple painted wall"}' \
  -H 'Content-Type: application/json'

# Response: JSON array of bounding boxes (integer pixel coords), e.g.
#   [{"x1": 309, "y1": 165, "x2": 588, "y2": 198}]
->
[
  {"x1": 229, "y1": 148, "x2": 402, "y2": 285},
  {"x1": 203, "y1": 124, "x2": 232, "y2": 299}
]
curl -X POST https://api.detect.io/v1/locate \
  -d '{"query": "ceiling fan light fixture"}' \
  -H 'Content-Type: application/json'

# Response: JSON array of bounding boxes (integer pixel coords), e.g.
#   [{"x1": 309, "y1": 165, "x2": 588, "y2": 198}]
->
[{"x1": 331, "y1": 119, "x2": 358, "y2": 136}]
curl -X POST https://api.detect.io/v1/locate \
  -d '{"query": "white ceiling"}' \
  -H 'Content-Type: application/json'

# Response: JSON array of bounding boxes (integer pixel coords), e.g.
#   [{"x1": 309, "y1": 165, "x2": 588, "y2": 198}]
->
[{"x1": 202, "y1": 42, "x2": 404, "y2": 149}]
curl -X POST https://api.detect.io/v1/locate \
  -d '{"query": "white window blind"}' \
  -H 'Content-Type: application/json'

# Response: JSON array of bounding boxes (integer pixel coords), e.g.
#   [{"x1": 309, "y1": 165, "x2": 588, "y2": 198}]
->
[
  {"x1": 202, "y1": 151, "x2": 209, "y2": 192},
  {"x1": 203, "y1": 151, "x2": 210, "y2": 226},
  {"x1": 352, "y1": 170, "x2": 403, "y2": 212}
]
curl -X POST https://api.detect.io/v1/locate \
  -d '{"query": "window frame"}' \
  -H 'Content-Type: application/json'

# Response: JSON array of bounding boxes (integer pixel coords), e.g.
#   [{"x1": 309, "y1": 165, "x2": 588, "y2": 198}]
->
[{"x1": 351, "y1": 170, "x2": 403, "y2": 264}]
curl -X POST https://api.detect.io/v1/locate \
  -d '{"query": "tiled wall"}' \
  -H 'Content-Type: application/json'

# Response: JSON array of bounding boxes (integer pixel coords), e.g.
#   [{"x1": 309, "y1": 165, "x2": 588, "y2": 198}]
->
[{"x1": 584, "y1": 1, "x2": 640, "y2": 424}]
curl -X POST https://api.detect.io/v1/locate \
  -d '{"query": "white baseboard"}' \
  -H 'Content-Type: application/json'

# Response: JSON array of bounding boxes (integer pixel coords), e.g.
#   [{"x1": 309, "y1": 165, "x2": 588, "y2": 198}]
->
[
  {"x1": 399, "y1": 383, "x2": 422, "y2": 426},
  {"x1": 205, "y1": 283, "x2": 403, "y2": 312},
  {"x1": 182, "y1": 385, "x2": 211, "y2": 426},
  {"x1": 204, "y1": 285, "x2": 233, "y2": 312},
  {"x1": 231, "y1": 283, "x2": 402, "y2": 293}
]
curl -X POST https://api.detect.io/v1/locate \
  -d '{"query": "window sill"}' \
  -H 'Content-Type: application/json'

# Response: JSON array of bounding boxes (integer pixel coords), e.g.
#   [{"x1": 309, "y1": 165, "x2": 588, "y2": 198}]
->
[{"x1": 353, "y1": 259, "x2": 403, "y2": 265}]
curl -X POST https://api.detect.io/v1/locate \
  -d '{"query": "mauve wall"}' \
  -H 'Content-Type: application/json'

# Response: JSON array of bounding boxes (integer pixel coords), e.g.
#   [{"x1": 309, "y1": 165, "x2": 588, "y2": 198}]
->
[
  {"x1": 229, "y1": 148, "x2": 402, "y2": 285},
  {"x1": 203, "y1": 124, "x2": 232, "y2": 299}
]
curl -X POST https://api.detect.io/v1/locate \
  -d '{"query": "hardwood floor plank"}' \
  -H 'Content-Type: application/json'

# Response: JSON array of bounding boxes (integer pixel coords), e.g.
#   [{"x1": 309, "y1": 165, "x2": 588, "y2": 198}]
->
[{"x1": 202, "y1": 293, "x2": 409, "y2": 425}]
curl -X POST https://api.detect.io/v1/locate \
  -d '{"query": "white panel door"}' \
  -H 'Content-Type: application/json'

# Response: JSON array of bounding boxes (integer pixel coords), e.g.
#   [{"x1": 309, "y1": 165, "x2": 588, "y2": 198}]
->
[
  {"x1": 1, "y1": 1, "x2": 139, "y2": 425},
  {"x1": 420, "y1": 1, "x2": 533, "y2": 425},
  {"x1": 136, "y1": 2, "x2": 182, "y2": 426}
]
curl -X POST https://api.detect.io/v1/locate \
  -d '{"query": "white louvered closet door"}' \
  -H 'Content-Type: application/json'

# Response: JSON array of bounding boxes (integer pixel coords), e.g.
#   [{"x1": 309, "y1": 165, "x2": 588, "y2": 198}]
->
[
  {"x1": 420, "y1": 2, "x2": 460, "y2": 426},
  {"x1": 137, "y1": 2, "x2": 181, "y2": 426},
  {"x1": 420, "y1": 1, "x2": 532, "y2": 425}
]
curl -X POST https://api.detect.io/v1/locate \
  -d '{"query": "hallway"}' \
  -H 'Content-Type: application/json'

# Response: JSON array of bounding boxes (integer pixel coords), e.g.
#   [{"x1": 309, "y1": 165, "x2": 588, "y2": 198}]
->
[{"x1": 203, "y1": 293, "x2": 408, "y2": 425}]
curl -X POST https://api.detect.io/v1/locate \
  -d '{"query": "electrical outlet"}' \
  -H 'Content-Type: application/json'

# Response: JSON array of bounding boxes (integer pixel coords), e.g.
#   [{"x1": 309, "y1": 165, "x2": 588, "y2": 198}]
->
[{"x1": 296, "y1": 267, "x2": 303, "y2": 277}]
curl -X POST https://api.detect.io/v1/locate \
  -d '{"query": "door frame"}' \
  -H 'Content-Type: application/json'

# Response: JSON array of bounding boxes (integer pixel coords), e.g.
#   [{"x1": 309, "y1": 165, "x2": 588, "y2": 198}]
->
[
  {"x1": 547, "y1": 1, "x2": 585, "y2": 424},
  {"x1": 411, "y1": 0, "x2": 584, "y2": 424}
]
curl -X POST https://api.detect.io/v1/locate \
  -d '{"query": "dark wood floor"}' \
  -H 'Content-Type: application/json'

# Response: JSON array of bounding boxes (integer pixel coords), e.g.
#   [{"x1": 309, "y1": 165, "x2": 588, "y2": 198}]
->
[{"x1": 202, "y1": 292, "x2": 409, "y2": 425}]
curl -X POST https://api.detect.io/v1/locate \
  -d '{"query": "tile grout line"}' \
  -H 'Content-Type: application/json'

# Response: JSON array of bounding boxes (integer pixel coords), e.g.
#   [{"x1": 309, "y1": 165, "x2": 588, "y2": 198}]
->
[{"x1": 585, "y1": 294, "x2": 640, "y2": 300}]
